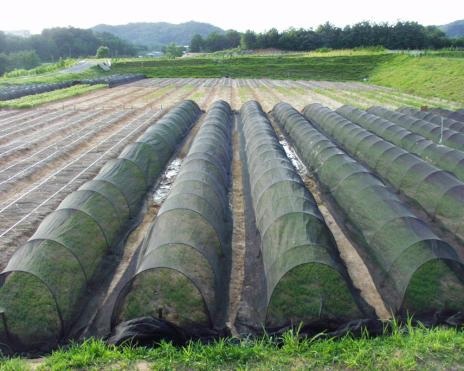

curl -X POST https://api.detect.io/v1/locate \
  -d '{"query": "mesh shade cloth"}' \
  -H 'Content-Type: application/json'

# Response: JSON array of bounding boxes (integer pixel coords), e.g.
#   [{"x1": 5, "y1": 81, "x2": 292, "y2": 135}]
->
[
  {"x1": 242, "y1": 101, "x2": 363, "y2": 324},
  {"x1": 304, "y1": 104, "x2": 464, "y2": 244},
  {"x1": 0, "y1": 100, "x2": 201, "y2": 349},
  {"x1": 114, "y1": 100, "x2": 232, "y2": 328},
  {"x1": 336, "y1": 105, "x2": 464, "y2": 184},
  {"x1": 368, "y1": 106, "x2": 464, "y2": 151},
  {"x1": 274, "y1": 102, "x2": 463, "y2": 312}
]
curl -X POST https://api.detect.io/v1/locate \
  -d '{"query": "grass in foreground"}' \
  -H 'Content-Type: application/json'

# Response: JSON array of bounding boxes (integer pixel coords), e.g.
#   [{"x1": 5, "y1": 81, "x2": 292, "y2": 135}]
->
[
  {"x1": 0, "y1": 84, "x2": 106, "y2": 109},
  {"x1": 1, "y1": 324, "x2": 464, "y2": 370}
]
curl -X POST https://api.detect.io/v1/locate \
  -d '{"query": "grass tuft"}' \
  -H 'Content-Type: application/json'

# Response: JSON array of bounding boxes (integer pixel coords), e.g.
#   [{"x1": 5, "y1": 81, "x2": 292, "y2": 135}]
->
[{"x1": 1, "y1": 323, "x2": 464, "y2": 370}]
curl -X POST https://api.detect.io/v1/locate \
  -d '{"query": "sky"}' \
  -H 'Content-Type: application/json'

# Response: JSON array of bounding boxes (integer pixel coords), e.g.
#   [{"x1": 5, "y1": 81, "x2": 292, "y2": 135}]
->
[{"x1": 1, "y1": 0, "x2": 462, "y2": 34}]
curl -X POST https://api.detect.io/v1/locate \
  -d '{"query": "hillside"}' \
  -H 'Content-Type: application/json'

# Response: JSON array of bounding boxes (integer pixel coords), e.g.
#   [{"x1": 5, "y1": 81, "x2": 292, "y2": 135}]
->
[
  {"x1": 107, "y1": 52, "x2": 464, "y2": 103},
  {"x1": 92, "y1": 21, "x2": 224, "y2": 50},
  {"x1": 439, "y1": 19, "x2": 464, "y2": 38}
]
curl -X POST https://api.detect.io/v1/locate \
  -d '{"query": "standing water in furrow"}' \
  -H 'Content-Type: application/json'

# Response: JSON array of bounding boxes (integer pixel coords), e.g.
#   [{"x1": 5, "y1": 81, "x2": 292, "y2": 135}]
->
[
  {"x1": 240, "y1": 101, "x2": 370, "y2": 328},
  {"x1": 113, "y1": 100, "x2": 233, "y2": 332},
  {"x1": 0, "y1": 101, "x2": 201, "y2": 352}
]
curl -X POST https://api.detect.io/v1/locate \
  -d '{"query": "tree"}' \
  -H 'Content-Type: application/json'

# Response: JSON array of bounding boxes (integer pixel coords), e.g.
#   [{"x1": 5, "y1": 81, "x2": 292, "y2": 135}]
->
[
  {"x1": 190, "y1": 34, "x2": 204, "y2": 52},
  {"x1": 8, "y1": 50, "x2": 41, "y2": 69},
  {"x1": 96, "y1": 32, "x2": 137, "y2": 57},
  {"x1": 241, "y1": 30, "x2": 258, "y2": 49},
  {"x1": 204, "y1": 32, "x2": 226, "y2": 51},
  {"x1": 162, "y1": 43, "x2": 185, "y2": 58},
  {"x1": 261, "y1": 28, "x2": 280, "y2": 48},
  {"x1": 0, "y1": 53, "x2": 8, "y2": 75},
  {"x1": 224, "y1": 30, "x2": 241, "y2": 49},
  {"x1": 0, "y1": 32, "x2": 6, "y2": 53},
  {"x1": 96, "y1": 46, "x2": 110, "y2": 58}
]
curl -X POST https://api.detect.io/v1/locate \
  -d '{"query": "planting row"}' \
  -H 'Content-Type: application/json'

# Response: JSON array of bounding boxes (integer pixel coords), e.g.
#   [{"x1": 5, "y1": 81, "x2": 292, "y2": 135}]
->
[
  {"x1": 0, "y1": 100, "x2": 201, "y2": 351},
  {"x1": 115, "y1": 100, "x2": 233, "y2": 330},
  {"x1": 0, "y1": 81, "x2": 74, "y2": 101},
  {"x1": 274, "y1": 103, "x2": 464, "y2": 313},
  {"x1": 304, "y1": 104, "x2": 464, "y2": 245}
]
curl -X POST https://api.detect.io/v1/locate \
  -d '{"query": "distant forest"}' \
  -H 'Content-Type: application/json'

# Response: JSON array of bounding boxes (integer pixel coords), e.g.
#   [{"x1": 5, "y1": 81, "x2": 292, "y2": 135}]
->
[
  {"x1": 190, "y1": 21, "x2": 464, "y2": 52},
  {"x1": 1, "y1": 20, "x2": 464, "y2": 76},
  {"x1": 0, "y1": 27, "x2": 138, "y2": 75}
]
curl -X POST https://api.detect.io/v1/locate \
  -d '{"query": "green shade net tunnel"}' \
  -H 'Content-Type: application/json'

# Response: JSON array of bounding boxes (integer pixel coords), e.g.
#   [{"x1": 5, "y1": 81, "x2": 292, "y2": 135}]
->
[
  {"x1": 398, "y1": 107, "x2": 464, "y2": 133},
  {"x1": 241, "y1": 101, "x2": 366, "y2": 328},
  {"x1": 304, "y1": 104, "x2": 464, "y2": 247},
  {"x1": 113, "y1": 100, "x2": 232, "y2": 331},
  {"x1": 336, "y1": 105, "x2": 464, "y2": 184},
  {"x1": 368, "y1": 106, "x2": 464, "y2": 152},
  {"x1": 273, "y1": 102, "x2": 464, "y2": 315},
  {"x1": 429, "y1": 108, "x2": 464, "y2": 123},
  {"x1": 0, "y1": 100, "x2": 201, "y2": 351}
]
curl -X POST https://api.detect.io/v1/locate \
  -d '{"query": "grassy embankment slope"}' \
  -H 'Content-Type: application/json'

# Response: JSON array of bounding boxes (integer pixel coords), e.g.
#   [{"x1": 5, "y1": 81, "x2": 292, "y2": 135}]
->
[
  {"x1": 108, "y1": 51, "x2": 464, "y2": 104},
  {"x1": 1, "y1": 51, "x2": 462, "y2": 107},
  {"x1": 368, "y1": 54, "x2": 464, "y2": 103}
]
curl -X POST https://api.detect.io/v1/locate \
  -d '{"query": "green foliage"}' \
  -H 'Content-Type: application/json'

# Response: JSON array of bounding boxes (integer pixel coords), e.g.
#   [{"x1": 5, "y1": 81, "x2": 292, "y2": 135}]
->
[
  {"x1": 109, "y1": 52, "x2": 464, "y2": 104},
  {"x1": 96, "y1": 46, "x2": 110, "y2": 58},
  {"x1": 193, "y1": 30, "x2": 241, "y2": 52},
  {"x1": 111, "y1": 53, "x2": 395, "y2": 81},
  {"x1": 0, "y1": 84, "x2": 105, "y2": 108},
  {"x1": 0, "y1": 273, "x2": 60, "y2": 348},
  {"x1": 197, "y1": 21, "x2": 457, "y2": 53},
  {"x1": 402, "y1": 260, "x2": 464, "y2": 314},
  {"x1": 3, "y1": 58, "x2": 75, "y2": 78},
  {"x1": 0, "y1": 27, "x2": 137, "y2": 63},
  {"x1": 95, "y1": 32, "x2": 137, "y2": 57},
  {"x1": 0, "y1": 50, "x2": 41, "y2": 75},
  {"x1": 92, "y1": 21, "x2": 224, "y2": 50},
  {"x1": 118, "y1": 269, "x2": 209, "y2": 327},
  {"x1": 240, "y1": 30, "x2": 258, "y2": 49},
  {"x1": 0, "y1": 67, "x2": 102, "y2": 87},
  {"x1": 369, "y1": 54, "x2": 464, "y2": 102},
  {"x1": 2, "y1": 325, "x2": 464, "y2": 369},
  {"x1": 162, "y1": 43, "x2": 185, "y2": 58},
  {"x1": 267, "y1": 264, "x2": 361, "y2": 327},
  {"x1": 190, "y1": 34, "x2": 204, "y2": 52}
]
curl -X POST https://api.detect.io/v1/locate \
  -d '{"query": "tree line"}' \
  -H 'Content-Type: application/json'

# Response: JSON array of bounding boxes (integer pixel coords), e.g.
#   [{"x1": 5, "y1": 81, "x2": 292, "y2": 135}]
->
[
  {"x1": 190, "y1": 21, "x2": 464, "y2": 53},
  {"x1": 0, "y1": 27, "x2": 138, "y2": 75}
]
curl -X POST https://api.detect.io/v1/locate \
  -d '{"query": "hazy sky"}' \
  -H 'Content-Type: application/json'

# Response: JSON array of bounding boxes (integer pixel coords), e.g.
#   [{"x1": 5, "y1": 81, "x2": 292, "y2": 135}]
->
[{"x1": 1, "y1": 0, "x2": 462, "y2": 33}]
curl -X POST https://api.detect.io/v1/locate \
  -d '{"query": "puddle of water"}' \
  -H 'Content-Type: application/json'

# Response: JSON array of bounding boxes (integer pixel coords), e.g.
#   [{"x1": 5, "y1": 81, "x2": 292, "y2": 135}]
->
[
  {"x1": 279, "y1": 136, "x2": 307, "y2": 177},
  {"x1": 153, "y1": 158, "x2": 182, "y2": 205}
]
